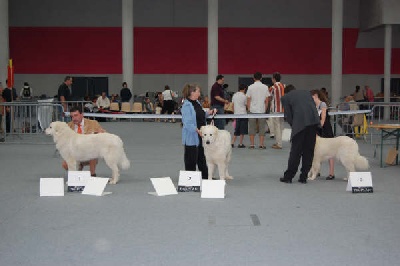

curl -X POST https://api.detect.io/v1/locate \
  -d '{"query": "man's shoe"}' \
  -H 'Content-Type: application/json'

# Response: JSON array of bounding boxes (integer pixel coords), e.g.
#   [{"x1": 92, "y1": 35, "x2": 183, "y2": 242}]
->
[
  {"x1": 298, "y1": 178, "x2": 307, "y2": 184},
  {"x1": 238, "y1": 144, "x2": 246, "y2": 148},
  {"x1": 91, "y1": 173, "x2": 97, "y2": 177},
  {"x1": 280, "y1": 177, "x2": 292, "y2": 183}
]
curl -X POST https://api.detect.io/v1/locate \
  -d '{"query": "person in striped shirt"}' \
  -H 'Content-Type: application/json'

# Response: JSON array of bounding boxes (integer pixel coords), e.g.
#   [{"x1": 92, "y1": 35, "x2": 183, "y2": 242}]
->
[{"x1": 270, "y1": 72, "x2": 285, "y2": 149}]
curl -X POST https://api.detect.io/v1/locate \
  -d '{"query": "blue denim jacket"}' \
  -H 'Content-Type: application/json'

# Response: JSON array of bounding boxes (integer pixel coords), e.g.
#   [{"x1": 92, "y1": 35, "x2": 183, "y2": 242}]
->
[{"x1": 181, "y1": 99, "x2": 203, "y2": 146}]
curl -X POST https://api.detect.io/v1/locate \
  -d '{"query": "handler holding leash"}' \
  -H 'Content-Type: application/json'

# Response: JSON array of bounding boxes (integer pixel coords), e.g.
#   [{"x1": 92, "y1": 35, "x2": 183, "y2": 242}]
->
[{"x1": 181, "y1": 83, "x2": 216, "y2": 180}]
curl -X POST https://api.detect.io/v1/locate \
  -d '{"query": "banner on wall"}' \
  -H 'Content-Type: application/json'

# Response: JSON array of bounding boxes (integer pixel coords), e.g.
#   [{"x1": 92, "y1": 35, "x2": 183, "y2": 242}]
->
[{"x1": 7, "y1": 59, "x2": 14, "y2": 88}]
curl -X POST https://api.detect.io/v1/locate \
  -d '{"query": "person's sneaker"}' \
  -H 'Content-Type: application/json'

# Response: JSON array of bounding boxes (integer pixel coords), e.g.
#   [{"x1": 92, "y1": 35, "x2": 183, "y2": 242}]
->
[
  {"x1": 238, "y1": 144, "x2": 246, "y2": 148},
  {"x1": 248, "y1": 145, "x2": 255, "y2": 149}
]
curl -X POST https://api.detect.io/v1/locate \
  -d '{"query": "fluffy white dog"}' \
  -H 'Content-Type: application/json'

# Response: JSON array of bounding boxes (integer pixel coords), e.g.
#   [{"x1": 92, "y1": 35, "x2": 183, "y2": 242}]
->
[
  {"x1": 45, "y1": 121, "x2": 130, "y2": 184},
  {"x1": 308, "y1": 136, "x2": 369, "y2": 181},
  {"x1": 200, "y1": 124, "x2": 233, "y2": 180}
]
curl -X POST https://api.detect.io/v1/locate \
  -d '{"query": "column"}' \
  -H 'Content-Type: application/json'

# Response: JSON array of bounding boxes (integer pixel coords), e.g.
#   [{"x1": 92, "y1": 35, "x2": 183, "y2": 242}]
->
[
  {"x1": 384, "y1": 24, "x2": 392, "y2": 120},
  {"x1": 331, "y1": 0, "x2": 343, "y2": 107},
  {"x1": 122, "y1": 0, "x2": 134, "y2": 97},
  {"x1": 208, "y1": 0, "x2": 218, "y2": 97},
  {"x1": 0, "y1": 0, "x2": 9, "y2": 84}
]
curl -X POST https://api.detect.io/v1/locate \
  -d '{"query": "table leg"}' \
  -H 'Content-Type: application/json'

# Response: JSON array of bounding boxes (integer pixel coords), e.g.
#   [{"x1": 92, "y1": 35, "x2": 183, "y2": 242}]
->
[
  {"x1": 380, "y1": 129, "x2": 384, "y2": 168},
  {"x1": 396, "y1": 129, "x2": 399, "y2": 165}
]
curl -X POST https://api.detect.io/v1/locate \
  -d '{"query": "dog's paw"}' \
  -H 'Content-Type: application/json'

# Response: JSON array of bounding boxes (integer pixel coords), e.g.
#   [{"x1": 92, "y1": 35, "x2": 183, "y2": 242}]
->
[
  {"x1": 108, "y1": 178, "x2": 117, "y2": 185},
  {"x1": 343, "y1": 177, "x2": 348, "y2": 181},
  {"x1": 225, "y1": 176, "x2": 233, "y2": 180}
]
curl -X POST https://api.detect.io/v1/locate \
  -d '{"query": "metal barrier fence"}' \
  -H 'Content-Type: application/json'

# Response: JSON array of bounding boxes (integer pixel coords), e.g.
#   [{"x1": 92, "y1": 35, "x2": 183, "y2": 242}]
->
[
  {"x1": 2, "y1": 99, "x2": 398, "y2": 146},
  {"x1": 331, "y1": 102, "x2": 400, "y2": 155}
]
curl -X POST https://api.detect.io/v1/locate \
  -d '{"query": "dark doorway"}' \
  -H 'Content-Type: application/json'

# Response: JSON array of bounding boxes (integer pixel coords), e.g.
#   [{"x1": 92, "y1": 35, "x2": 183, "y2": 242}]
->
[{"x1": 71, "y1": 77, "x2": 109, "y2": 100}]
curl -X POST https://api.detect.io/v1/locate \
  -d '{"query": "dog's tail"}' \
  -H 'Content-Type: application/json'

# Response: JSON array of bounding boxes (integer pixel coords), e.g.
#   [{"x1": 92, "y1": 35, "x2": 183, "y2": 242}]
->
[
  {"x1": 120, "y1": 152, "x2": 131, "y2": 170},
  {"x1": 355, "y1": 154, "x2": 369, "y2": 170}
]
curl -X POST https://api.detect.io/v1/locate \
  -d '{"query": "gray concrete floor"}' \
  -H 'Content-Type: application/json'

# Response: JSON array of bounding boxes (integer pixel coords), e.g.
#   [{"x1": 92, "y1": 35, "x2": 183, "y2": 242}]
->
[{"x1": 1, "y1": 121, "x2": 400, "y2": 266}]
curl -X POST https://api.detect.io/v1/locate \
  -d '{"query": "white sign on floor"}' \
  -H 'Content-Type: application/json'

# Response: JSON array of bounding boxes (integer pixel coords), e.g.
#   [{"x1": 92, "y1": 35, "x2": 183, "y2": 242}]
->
[
  {"x1": 82, "y1": 177, "x2": 110, "y2": 196},
  {"x1": 346, "y1": 172, "x2": 373, "y2": 193},
  {"x1": 68, "y1": 171, "x2": 91, "y2": 192},
  {"x1": 149, "y1": 177, "x2": 178, "y2": 196},
  {"x1": 201, "y1": 180, "x2": 226, "y2": 198},
  {"x1": 40, "y1": 178, "x2": 64, "y2": 197},
  {"x1": 178, "y1": 170, "x2": 202, "y2": 192}
]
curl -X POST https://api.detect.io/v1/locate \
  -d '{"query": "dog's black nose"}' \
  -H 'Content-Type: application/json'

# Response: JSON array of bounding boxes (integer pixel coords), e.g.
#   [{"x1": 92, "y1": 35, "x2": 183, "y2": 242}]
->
[{"x1": 206, "y1": 141, "x2": 210, "y2": 144}]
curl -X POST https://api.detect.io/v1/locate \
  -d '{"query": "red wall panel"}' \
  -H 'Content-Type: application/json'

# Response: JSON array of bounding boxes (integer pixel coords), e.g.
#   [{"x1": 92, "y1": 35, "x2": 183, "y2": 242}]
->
[
  {"x1": 134, "y1": 27, "x2": 207, "y2": 74},
  {"x1": 9, "y1": 27, "x2": 123, "y2": 74},
  {"x1": 9, "y1": 27, "x2": 400, "y2": 75}
]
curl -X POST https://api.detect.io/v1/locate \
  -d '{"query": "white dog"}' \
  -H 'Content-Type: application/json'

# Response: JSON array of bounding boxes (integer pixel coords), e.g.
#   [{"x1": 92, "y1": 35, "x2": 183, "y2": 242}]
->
[
  {"x1": 200, "y1": 124, "x2": 233, "y2": 180},
  {"x1": 308, "y1": 136, "x2": 369, "y2": 181},
  {"x1": 45, "y1": 121, "x2": 130, "y2": 184}
]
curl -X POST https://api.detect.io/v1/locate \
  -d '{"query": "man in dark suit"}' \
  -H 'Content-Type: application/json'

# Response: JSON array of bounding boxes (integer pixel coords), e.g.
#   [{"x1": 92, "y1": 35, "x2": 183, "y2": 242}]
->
[{"x1": 280, "y1": 85, "x2": 320, "y2": 184}]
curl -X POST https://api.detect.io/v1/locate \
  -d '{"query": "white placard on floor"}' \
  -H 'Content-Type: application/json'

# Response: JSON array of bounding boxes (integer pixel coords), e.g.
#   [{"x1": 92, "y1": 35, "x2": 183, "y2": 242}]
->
[
  {"x1": 282, "y1": 128, "x2": 292, "y2": 142},
  {"x1": 82, "y1": 177, "x2": 110, "y2": 196},
  {"x1": 149, "y1": 177, "x2": 178, "y2": 196},
  {"x1": 178, "y1": 170, "x2": 202, "y2": 192},
  {"x1": 346, "y1": 172, "x2": 373, "y2": 193},
  {"x1": 40, "y1": 178, "x2": 64, "y2": 197},
  {"x1": 201, "y1": 180, "x2": 226, "y2": 198},
  {"x1": 67, "y1": 171, "x2": 91, "y2": 192}
]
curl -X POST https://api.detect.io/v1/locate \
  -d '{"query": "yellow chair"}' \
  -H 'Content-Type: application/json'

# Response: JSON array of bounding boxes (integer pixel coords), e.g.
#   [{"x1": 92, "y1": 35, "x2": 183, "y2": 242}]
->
[
  {"x1": 110, "y1": 102, "x2": 119, "y2": 111},
  {"x1": 353, "y1": 114, "x2": 368, "y2": 138},
  {"x1": 132, "y1": 102, "x2": 144, "y2": 113},
  {"x1": 121, "y1": 102, "x2": 131, "y2": 113}
]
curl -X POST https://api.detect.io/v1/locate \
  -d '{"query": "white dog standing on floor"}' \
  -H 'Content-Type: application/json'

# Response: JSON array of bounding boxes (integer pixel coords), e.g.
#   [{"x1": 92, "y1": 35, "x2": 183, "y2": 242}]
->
[
  {"x1": 308, "y1": 135, "x2": 369, "y2": 181},
  {"x1": 200, "y1": 124, "x2": 233, "y2": 180},
  {"x1": 45, "y1": 121, "x2": 130, "y2": 184}
]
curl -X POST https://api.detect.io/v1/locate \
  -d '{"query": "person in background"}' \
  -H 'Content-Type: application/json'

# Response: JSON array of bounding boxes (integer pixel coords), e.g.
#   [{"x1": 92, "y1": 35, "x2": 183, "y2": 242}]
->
[
  {"x1": 181, "y1": 83, "x2": 216, "y2": 180},
  {"x1": 57, "y1": 76, "x2": 72, "y2": 112},
  {"x1": 0, "y1": 82, "x2": 3, "y2": 133},
  {"x1": 269, "y1": 72, "x2": 285, "y2": 149},
  {"x1": 246, "y1": 72, "x2": 270, "y2": 149},
  {"x1": 20, "y1": 82, "x2": 33, "y2": 99},
  {"x1": 231, "y1": 84, "x2": 248, "y2": 148},
  {"x1": 210, "y1": 74, "x2": 228, "y2": 129},
  {"x1": 120, "y1": 82, "x2": 132, "y2": 102},
  {"x1": 2, "y1": 79, "x2": 18, "y2": 133},
  {"x1": 96, "y1": 91, "x2": 110, "y2": 110},
  {"x1": 202, "y1": 95, "x2": 210, "y2": 109},
  {"x1": 161, "y1": 85, "x2": 176, "y2": 121},
  {"x1": 364, "y1": 85, "x2": 375, "y2": 103},
  {"x1": 280, "y1": 85, "x2": 320, "y2": 184}
]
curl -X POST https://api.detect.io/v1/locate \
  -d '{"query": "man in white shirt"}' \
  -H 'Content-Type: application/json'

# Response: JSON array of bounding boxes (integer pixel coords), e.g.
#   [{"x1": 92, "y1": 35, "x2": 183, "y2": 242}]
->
[
  {"x1": 96, "y1": 92, "x2": 111, "y2": 109},
  {"x1": 231, "y1": 84, "x2": 248, "y2": 148},
  {"x1": 246, "y1": 72, "x2": 271, "y2": 149}
]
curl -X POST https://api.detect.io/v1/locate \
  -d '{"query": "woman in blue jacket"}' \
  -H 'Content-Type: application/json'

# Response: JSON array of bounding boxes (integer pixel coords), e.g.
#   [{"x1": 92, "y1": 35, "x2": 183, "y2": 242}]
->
[{"x1": 181, "y1": 83, "x2": 216, "y2": 179}]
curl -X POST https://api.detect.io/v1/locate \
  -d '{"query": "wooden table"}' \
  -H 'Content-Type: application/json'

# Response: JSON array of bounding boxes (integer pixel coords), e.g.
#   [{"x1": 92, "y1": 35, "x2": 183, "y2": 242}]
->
[{"x1": 369, "y1": 124, "x2": 400, "y2": 167}]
